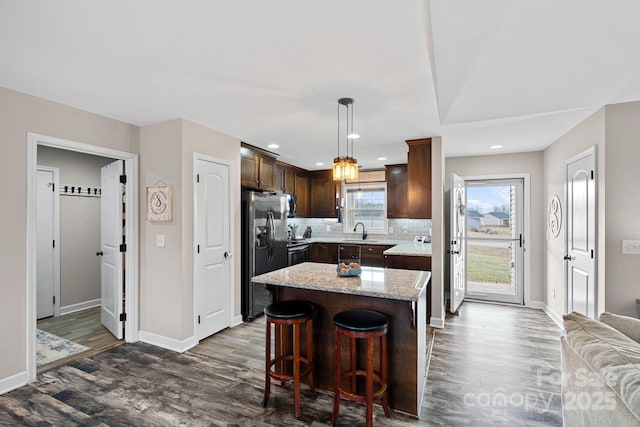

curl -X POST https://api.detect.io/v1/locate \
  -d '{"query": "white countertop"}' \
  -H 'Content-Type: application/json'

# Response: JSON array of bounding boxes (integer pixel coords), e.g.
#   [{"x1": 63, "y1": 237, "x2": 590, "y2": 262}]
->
[
  {"x1": 383, "y1": 242, "x2": 432, "y2": 257},
  {"x1": 252, "y1": 262, "x2": 431, "y2": 301}
]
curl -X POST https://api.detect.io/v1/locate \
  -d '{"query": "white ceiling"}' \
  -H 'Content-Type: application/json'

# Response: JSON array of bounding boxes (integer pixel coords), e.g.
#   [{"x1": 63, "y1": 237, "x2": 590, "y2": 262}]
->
[{"x1": 1, "y1": 1, "x2": 639, "y2": 169}]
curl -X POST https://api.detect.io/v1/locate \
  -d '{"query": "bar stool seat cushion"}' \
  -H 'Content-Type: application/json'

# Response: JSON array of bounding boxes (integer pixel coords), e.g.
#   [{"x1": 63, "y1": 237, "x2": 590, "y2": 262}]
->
[
  {"x1": 334, "y1": 309, "x2": 388, "y2": 332},
  {"x1": 264, "y1": 300, "x2": 314, "y2": 320}
]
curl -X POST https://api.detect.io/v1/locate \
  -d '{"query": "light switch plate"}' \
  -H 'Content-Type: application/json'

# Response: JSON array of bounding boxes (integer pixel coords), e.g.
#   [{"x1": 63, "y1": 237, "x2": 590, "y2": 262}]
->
[
  {"x1": 156, "y1": 234, "x2": 166, "y2": 248},
  {"x1": 622, "y1": 240, "x2": 640, "y2": 254}
]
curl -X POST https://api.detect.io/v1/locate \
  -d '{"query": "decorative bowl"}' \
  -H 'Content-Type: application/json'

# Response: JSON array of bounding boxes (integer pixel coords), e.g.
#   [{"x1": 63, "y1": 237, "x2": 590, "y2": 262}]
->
[{"x1": 336, "y1": 261, "x2": 362, "y2": 277}]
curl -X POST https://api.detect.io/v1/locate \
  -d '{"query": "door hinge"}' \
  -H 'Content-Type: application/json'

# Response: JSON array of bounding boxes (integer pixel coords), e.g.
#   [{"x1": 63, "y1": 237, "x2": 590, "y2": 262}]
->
[
  {"x1": 119, "y1": 174, "x2": 127, "y2": 184},
  {"x1": 591, "y1": 170, "x2": 594, "y2": 180},
  {"x1": 196, "y1": 174, "x2": 200, "y2": 183},
  {"x1": 197, "y1": 244, "x2": 200, "y2": 254},
  {"x1": 53, "y1": 295, "x2": 55, "y2": 305},
  {"x1": 52, "y1": 240, "x2": 55, "y2": 248},
  {"x1": 51, "y1": 183, "x2": 55, "y2": 192},
  {"x1": 120, "y1": 313, "x2": 127, "y2": 322},
  {"x1": 120, "y1": 244, "x2": 127, "y2": 252},
  {"x1": 591, "y1": 249, "x2": 594, "y2": 259},
  {"x1": 198, "y1": 315, "x2": 201, "y2": 324}
]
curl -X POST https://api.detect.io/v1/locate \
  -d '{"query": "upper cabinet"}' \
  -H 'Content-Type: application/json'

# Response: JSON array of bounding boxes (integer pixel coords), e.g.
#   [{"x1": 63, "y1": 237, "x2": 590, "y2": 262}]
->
[
  {"x1": 385, "y1": 164, "x2": 408, "y2": 218},
  {"x1": 240, "y1": 143, "x2": 278, "y2": 191},
  {"x1": 406, "y1": 138, "x2": 432, "y2": 219},
  {"x1": 295, "y1": 172, "x2": 310, "y2": 217},
  {"x1": 309, "y1": 169, "x2": 339, "y2": 218}
]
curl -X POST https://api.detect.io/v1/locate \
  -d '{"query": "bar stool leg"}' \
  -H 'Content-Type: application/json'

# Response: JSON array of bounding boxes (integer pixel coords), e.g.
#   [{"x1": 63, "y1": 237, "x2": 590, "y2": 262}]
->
[
  {"x1": 263, "y1": 319, "x2": 271, "y2": 407},
  {"x1": 307, "y1": 318, "x2": 315, "y2": 395},
  {"x1": 381, "y1": 333, "x2": 390, "y2": 417},
  {"x1": 332, "y1": 327, "x2": 341, "y2": 425},
  {"x1": 365, "y1": 336, "x2": 374, "y2": 427},
  {"x1": 293, "y1": 323, "x2": 301, "y2": 418},
  {"x1": 350, "y1": 337, "x2": 357, "y2": 394}
]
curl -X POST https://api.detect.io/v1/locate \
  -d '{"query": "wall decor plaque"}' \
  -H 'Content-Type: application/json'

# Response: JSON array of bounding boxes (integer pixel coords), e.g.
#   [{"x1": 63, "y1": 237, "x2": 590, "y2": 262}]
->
[{"x1": 146, "y1": 185, "x2": 172, "y2": 221}]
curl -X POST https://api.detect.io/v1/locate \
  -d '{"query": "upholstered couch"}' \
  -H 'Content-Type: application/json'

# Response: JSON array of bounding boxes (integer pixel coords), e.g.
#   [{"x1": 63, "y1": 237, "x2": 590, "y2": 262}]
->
[{"x1": 562, "y1": 311, "x2": 640, "y2": 426}]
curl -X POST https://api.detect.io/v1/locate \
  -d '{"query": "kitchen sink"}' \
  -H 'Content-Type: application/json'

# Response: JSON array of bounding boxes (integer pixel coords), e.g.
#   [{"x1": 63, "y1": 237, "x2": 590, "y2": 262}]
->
[{"x1": 343, "y1": 239, "x2": 378, "y2": 243}]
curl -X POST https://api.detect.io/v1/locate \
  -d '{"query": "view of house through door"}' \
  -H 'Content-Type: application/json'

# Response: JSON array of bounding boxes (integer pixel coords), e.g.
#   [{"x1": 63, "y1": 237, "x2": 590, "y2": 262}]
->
[
  {"x1": 194, "y1": 154, "x2": 233, "y2": 341},
  {"x1": 464, "y1": 178, "x2": 524, "y2": 305}
]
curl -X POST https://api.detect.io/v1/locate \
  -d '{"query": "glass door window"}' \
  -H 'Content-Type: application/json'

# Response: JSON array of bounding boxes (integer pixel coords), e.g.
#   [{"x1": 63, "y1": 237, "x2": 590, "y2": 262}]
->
[{"x1": 465, "y1": 178, "x2": 524, "y2": 304}]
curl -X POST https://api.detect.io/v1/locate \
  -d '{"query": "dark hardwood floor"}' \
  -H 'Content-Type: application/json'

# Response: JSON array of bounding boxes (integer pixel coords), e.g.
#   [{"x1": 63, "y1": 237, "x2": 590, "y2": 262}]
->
[
  {"x1": 37, "y1": 306, "x2": 122, "y2": 373},
  {"x1": 2, "y1": 302, "x2": 563, "y2": 426}
]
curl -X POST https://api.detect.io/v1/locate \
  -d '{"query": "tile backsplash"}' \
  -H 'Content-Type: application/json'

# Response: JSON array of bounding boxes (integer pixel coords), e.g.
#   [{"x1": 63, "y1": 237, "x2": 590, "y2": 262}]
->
[{"x1": 289, "y1": 217, "x2": 431, "y2": 241}]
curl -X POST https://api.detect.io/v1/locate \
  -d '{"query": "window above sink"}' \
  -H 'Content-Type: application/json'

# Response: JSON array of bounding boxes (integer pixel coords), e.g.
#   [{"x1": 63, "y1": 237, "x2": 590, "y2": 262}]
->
[{"x1": 342, "y1": 182, "x2": 388, "y2": 235}]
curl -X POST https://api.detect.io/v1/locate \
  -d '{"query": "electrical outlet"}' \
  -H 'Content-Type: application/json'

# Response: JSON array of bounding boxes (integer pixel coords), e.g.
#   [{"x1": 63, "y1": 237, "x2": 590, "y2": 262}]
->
[
  {"x1": 388, "y1": 226, "x2": 394, "y2": 233},
  {"x1": 622, "y1": 240, "x2": 640, "y2": 254},
  {"x1": 156, "y1": 234, "x2": 166, "y2": 248},
  {"x1": 326, "y1": 225, "x2": 331, "y2": 232}
]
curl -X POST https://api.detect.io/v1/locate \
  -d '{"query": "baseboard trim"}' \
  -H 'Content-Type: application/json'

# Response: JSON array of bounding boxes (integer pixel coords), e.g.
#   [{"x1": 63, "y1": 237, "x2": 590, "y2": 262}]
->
[
  {"x1": 430, "y1": 317, "x2": 445, "y2": 328},
  {"x1": 529, "y1": 300, "x2": 564, "y2": 331},
  {"x1": 139, "y1": 331, "x2": 197, "y2": 353},
  {"x1": 0, "y1": 371, "x2": 27, "y2": 395},
  {"x1": 59, "y1": 298, "x2": 101, "y2": 316},
  {"x1": 232, "y1": 315, "x2": 243, "y2": 327}
]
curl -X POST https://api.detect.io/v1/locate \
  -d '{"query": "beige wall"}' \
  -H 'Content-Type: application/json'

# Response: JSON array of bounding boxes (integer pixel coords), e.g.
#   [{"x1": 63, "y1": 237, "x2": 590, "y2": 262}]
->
[
  {"x1": 542, "y1": 109, "x2": 606, "y2": 319},
  {"x1": 445, "y1": 151, "x2": 545, "y2": 304},
  {"x1": 604, "y1": 102, "x2": 640, "y2": 317},
  {"x1": 37, "y1": 147, "x2": 115, "y2": 308},
  {"x1": 138, "y1": 119, "x2": 241, "y2": 342},
  {"x1": 0, "y1": 87, "x2": 138, "y2": 382}
]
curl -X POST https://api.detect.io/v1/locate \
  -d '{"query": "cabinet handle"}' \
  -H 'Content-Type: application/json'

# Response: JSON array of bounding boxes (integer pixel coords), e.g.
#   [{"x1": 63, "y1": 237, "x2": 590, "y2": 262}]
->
[{"x1": 368, "y1": 248, "x2": 373, "y2": 252}]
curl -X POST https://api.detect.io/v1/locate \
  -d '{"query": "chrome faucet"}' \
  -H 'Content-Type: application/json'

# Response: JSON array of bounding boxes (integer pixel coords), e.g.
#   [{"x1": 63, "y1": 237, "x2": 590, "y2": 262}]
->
[{"x1": 353, "y1": 222, "x2": 367, "y2": 240}]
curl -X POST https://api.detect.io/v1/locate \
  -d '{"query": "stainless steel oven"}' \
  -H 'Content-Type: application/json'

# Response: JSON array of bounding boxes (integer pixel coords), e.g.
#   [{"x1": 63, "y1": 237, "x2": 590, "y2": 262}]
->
[{"x1": 287, "y1": 243, "x2": 309, "y2": 266}]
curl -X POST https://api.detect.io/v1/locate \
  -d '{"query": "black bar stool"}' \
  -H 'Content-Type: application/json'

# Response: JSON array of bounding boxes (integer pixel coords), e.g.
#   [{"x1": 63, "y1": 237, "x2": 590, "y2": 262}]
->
[
  {"x1": 263, "y1": 300, "x2": 315, "y2": 418},
  {"x1": 332, "y1": 309, "x2": 390, "y2": 427}
]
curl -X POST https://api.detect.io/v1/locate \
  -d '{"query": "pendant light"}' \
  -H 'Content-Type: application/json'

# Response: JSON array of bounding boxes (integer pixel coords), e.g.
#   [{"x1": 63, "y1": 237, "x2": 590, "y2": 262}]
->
[{"x1": 333, "y1": 97, "x2": 359, "y2": 181}]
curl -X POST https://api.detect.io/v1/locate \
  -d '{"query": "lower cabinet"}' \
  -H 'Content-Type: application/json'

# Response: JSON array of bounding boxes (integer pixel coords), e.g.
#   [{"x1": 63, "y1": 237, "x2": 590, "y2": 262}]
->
[
  {"x1": 384, "y1": 254, "x2": 432, "y2": 271},
  {"x1": 309, "y1": 243, "x2": 338, "y2": 264}
]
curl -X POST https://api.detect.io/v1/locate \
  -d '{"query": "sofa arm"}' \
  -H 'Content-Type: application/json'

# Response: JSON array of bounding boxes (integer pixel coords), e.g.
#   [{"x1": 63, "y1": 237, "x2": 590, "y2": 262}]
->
[{"x1": 598, "y1": 312, "x2": 640, "y2": 343}]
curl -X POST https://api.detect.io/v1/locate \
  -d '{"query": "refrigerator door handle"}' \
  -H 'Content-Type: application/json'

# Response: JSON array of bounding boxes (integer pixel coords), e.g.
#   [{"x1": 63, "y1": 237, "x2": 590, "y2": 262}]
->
[{"x1": 266, "y1": 211, "x2": 274, "y2": 261}]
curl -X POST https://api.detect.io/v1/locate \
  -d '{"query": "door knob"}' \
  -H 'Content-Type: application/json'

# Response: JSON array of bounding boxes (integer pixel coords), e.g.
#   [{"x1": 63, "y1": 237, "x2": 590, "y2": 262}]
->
[
  {"x1": 224, "y1": 251, "x2": 232, "y2": 258},
  {"x1": 96, "y1": 251, "x2": 104, "y2": 256},
  {"x1": 450, "y1": 250, "x2": 460, "y2": 255},
  {"x1": 564, "y1": 255, "x2": 575, "y2": 261}
]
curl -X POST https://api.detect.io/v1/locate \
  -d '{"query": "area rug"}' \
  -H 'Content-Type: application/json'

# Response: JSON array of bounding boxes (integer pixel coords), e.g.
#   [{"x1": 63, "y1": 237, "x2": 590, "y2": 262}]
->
[{"x1": 36, "y1": 329, "x2": 89, "y2": 366}]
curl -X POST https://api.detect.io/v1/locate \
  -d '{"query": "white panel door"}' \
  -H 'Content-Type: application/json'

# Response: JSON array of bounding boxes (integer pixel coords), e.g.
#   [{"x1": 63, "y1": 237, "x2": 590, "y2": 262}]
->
[
  {"x1": 566, "y1": 152, "x2": 596, "y2": 318},
  {"x1": 450, "y1": 173, "x2": 466, "y2": 313},
  {"x1": 195, "y1": 157, "x2": 232, "y2": 340},
  {"x1": 100, "y1": 160, "x2": 124, "y2": 339},
  {"x1": 36, "y1": 167, "x2": 59, "y2": 319}
]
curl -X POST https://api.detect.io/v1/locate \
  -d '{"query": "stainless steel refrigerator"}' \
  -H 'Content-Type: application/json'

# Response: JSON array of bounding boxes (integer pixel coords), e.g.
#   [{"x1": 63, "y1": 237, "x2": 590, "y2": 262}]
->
[{"x1": 241, "y1": 191, "x2": 288, "y2": 321}]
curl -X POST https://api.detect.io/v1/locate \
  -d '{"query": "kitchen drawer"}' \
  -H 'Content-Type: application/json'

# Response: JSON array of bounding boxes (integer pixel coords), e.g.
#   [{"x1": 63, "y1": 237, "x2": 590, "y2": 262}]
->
[{"x1": 384, "y1": 254, "x2": 431, "y2": 271}]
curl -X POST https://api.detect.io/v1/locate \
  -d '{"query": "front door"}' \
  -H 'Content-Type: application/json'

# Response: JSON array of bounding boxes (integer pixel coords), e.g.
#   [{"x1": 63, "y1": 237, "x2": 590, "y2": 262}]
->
[
  {"x1": 449, "y1": 173, "x2": 466, "y2": 313},
  {"x1": 100, "y1": 160, "x2": 124, "y2": 339},
  {"x1": 566, "y1": 150, "x2": 596, "y2": 318},
  {"x1": 195, "y1": 155, "x2": 232, "y2": 340}
]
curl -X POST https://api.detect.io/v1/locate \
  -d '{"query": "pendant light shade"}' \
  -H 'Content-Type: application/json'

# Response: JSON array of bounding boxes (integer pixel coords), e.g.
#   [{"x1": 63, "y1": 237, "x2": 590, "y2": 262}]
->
[{"x1": 333, "y1": 98, "x2": 359, "y2": 181}]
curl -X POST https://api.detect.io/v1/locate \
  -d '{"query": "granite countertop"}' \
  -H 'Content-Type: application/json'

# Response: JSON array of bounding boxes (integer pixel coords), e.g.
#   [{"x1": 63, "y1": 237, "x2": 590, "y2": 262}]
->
[
  {"x1": 383, "y1": 242, "x2": 432, "y2": 257},
  {"x1": 299, "y1": 237, "x2": 409, "y2": 246},
  {"x1": 252, "y1": 262, "x2": 431, "y2": 301}
]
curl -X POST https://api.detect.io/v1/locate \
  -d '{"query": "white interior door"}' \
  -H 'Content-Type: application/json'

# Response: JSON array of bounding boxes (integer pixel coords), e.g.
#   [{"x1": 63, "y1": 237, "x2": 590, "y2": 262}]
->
[
  {"x1": 100, "y1": 160, "x2": 124, "y2": 339},
  {"x1": 36, "y1": 167, "x2": 59, "y2": 319},
  {"x1": 566, "y1": 151, "x2": 596, "y2": 318},
  {"x1": 450, "y1": 173, "x2": 466, "y2": 313},
  {"x1": 195, "y1": 156, "x2": 232, "y2": 340}
]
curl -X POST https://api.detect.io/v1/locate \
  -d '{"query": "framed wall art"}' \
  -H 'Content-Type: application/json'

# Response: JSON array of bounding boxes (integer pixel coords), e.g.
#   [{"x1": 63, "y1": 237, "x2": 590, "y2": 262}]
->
[{"x1": 146, "y1": 184, "x2": 172, "y2": 221}]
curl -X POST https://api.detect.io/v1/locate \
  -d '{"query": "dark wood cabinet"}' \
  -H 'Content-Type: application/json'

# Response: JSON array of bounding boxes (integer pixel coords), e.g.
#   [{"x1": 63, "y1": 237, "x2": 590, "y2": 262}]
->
[
  {"x1": 309, "y1": 243, "x2": 338, "y2": 263},
  {"x1": 337, "y1": 244, "x2": 393, "y2": 267},
  {"x1": 295, "y1": 172, "x2": 310, "y2": 217},
  {"x1": 284, "y1": 166, "x2": 296, "y2": 194},
  {"x1": 385, "y1": 164, "x2": 408, "y2": 218},
  {"x1": 384, "y1": 254, "x2": 431, "y2": 271},
  {"x1": 240, "y1": 143, "x2": 279, "y2": 191},
  {"x1": 310, "y1": 169, "x2": 339, "y2": 218},
  {"x1": 406, "y1": 138, "x2": 432, "y2": 219}
]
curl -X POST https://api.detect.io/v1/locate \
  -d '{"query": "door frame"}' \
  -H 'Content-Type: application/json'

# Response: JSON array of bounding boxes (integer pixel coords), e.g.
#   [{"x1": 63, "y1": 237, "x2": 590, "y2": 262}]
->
[
  {"x1": 36, "y1": 166, "x2": 61, "y2": 318},
  {"x1": 457, "y1": 173, "x2": 532, "y2": 306},
  {"x1": 26, "y1": 132, "x2": 139, "y2": 382},
  {"x1": 192, "y1": 152, "x2": 235, "y2": 342},
  {"x1": 564, "y1": 146, "x2": 598, "y2": 316}
]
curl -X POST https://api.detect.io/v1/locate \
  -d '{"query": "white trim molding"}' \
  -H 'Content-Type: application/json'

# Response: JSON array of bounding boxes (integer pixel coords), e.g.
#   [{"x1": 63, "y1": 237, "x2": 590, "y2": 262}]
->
[
  {"x1": 0, "y1": 371, "x2": 27, "y2": 395},
  {"x1": 232, "y1": 315, "x2": 244, "y2": 327},
  {"x1": 529, "y1": 300, "x2": 564, "y2": 331},
  {"x1": 59, "y1": 299, "x2": 101, "y2": 316},
  {"x1": 139, "y1": 331, "x2": 197, "y2": 353},
  {"x1": 430, "y1": 317, "x2": 445, "y2": 328}
]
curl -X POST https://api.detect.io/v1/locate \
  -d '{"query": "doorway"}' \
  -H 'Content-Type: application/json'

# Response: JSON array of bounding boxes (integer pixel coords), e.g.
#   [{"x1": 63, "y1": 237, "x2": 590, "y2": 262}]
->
[
  {"x1": 464, "y1": 178, "x2": 525, "y2": 305},
  {"x1": 27, "y1": 133, "x2": 139, "y2": 381}
]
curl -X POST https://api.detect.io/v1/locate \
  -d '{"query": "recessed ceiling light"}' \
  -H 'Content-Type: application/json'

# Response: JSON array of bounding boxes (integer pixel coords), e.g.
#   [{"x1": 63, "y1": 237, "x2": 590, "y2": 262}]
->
[
  {"x1": 267, "y1": 143, "x2": 279, "y2": 149},
  {"x1": 315, "y1": 162, "x2": 325, "y2": 166},
  {"x1": 490, "y1": 144, "x2": 503, "y2": 150},
  {"x1": 377, "y1": 157, "x2": 387, "y2": 161},
  {"x1": 347, "y1": 133, "x2": 360, "y2": 139}
]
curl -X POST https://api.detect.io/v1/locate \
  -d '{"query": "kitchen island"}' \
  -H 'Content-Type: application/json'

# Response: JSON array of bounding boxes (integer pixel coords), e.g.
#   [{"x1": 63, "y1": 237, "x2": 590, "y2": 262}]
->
[{"x1": 252, "y1": 262, "x2": 431, "y2": 416}]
